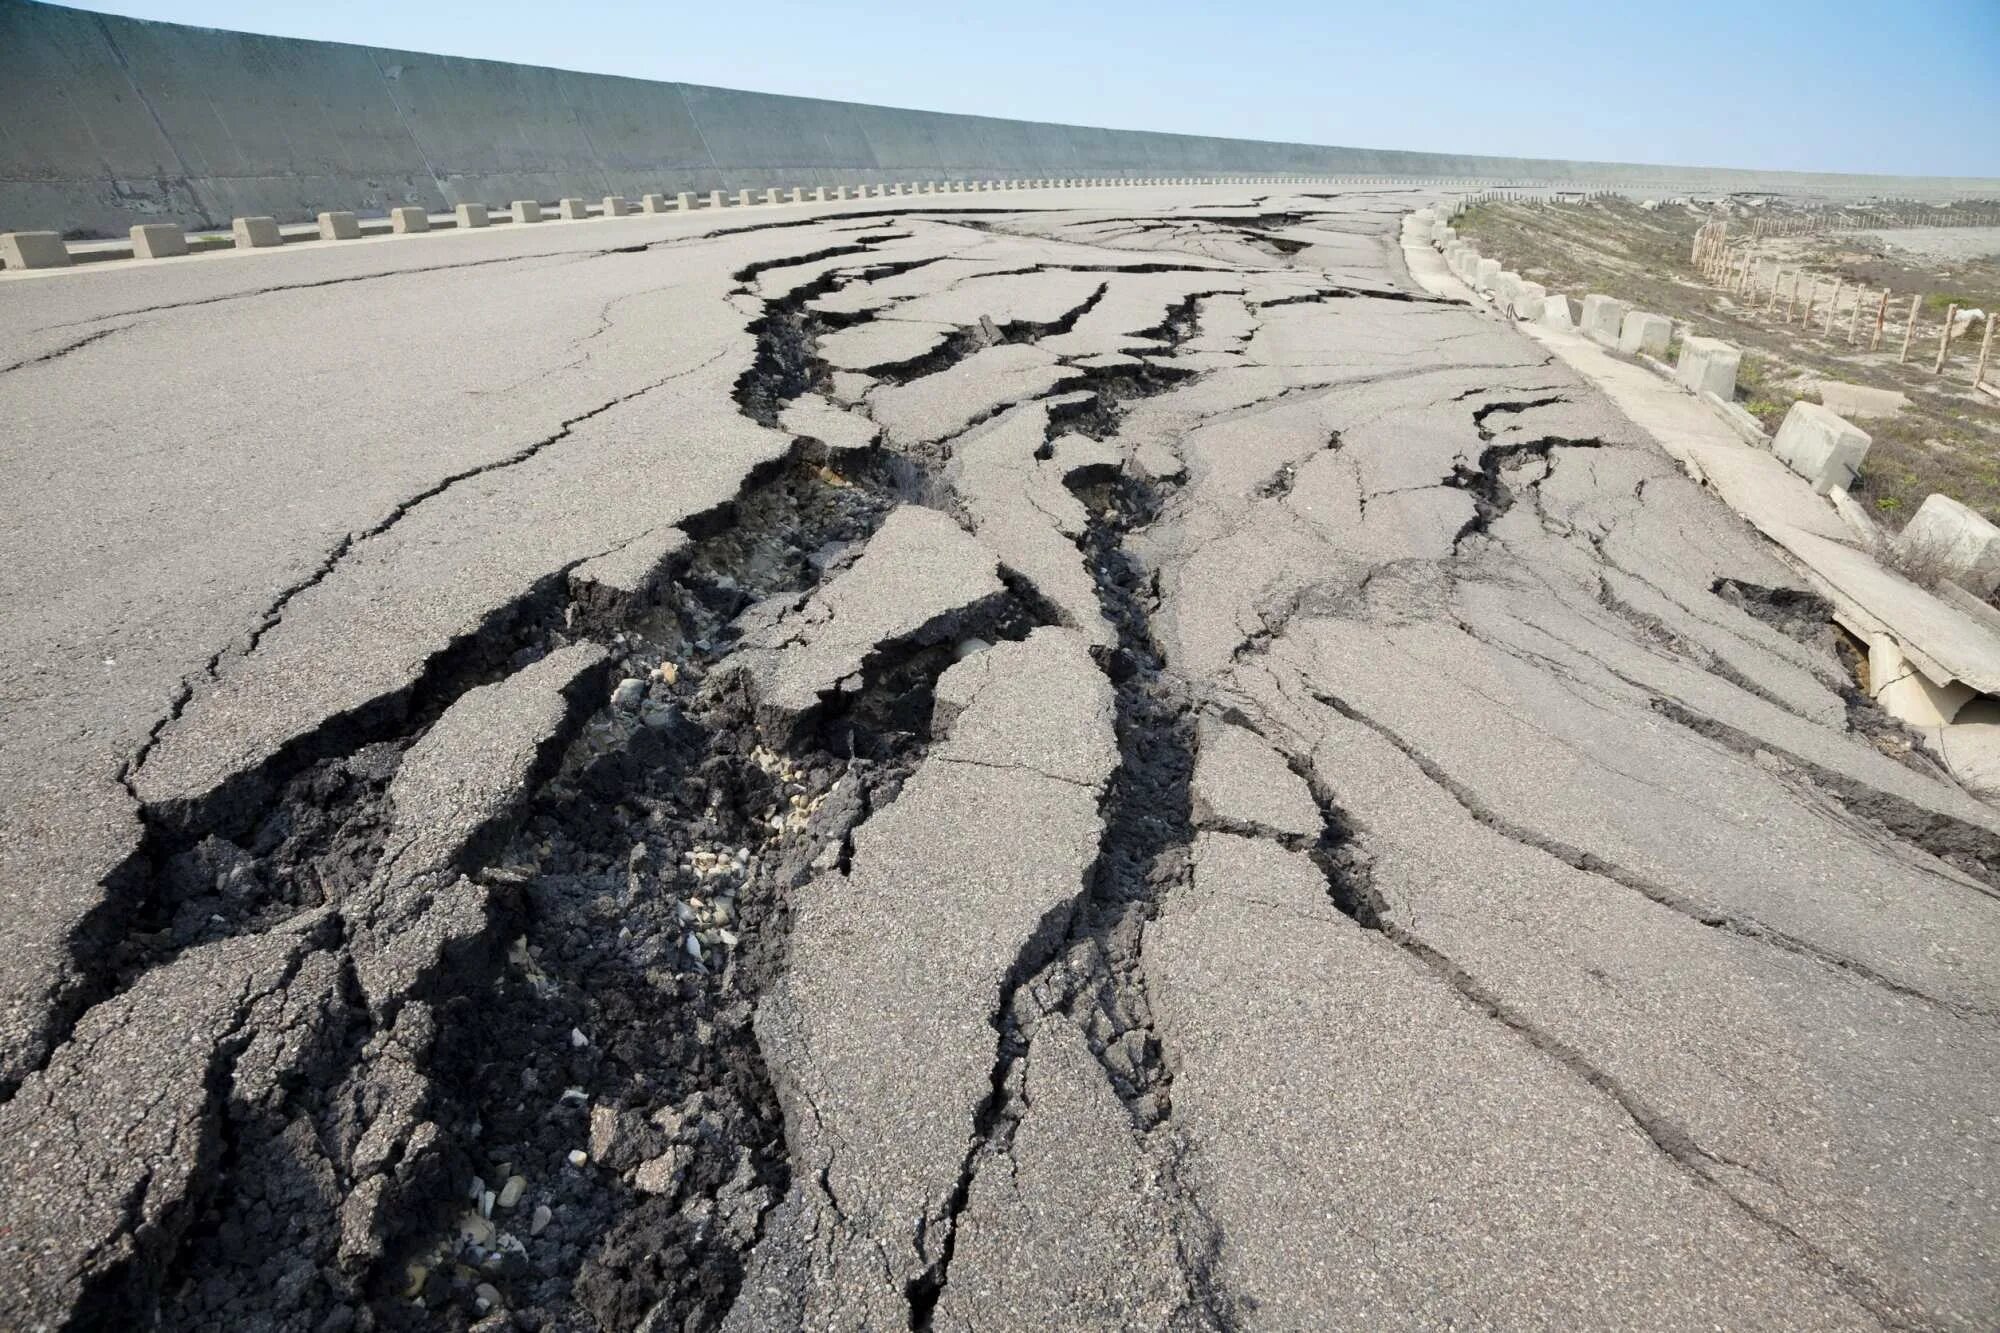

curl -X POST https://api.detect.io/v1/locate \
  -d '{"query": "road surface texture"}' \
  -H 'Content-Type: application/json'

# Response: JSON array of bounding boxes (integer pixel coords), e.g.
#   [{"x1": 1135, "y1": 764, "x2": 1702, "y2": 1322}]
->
[{"x1": 2, "y1": 184, "x2": 1996, "y2": 1331}]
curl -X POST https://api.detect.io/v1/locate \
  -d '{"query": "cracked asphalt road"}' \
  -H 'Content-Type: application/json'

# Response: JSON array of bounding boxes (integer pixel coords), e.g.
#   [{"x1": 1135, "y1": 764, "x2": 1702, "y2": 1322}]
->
[{"x1": 1, "y1": 185, "x2": 1995, "y2": 1330}]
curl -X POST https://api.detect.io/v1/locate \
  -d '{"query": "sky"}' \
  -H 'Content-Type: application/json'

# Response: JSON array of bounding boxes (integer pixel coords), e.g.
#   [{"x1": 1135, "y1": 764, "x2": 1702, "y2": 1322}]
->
[{"x1": 76, "y1": 0, "x2": 2000, "y2": 177}]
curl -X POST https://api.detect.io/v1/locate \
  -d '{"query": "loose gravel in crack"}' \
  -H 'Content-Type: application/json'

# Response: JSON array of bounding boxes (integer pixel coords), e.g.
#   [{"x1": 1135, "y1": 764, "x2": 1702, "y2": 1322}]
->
[{"x1": 356, "y1": 445, "x2": 1053, "y2": 1332}]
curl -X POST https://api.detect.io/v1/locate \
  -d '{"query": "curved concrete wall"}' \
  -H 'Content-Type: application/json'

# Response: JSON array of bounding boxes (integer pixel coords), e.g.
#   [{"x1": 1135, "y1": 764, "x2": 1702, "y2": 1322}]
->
[{"x1": 5, "y1": 0, "x2": 1997, "y2": 237}]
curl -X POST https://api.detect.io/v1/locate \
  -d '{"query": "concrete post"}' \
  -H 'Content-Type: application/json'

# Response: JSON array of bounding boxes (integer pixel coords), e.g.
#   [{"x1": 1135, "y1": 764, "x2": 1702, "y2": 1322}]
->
[
  {"x1": 317, "y1": 211, "x2": 360, "y2": 241},
  {"x1": 1772, "y1": 402, "x2": 1870, "y2": 495},
  {"x1": 602, "y1": 196, "x2": 629, "y2": 217},
  {"x1": 556, "y1": 198, "x2": 588, "y2": 220},
  {"x1": 737, "y1": 190, "x2": 756, "y2": 207},
  {"x1": 231, "y1": 216, "x2": 282, "y2": 249},
  {"x1": 788, "y1": 188, "x2": 805, "y2": 203},
  {"x1": 641, "y1": 193, "x2": 668, "y2": 213},
  {"x1": 390, "y1": 206, "x2": 430, "y2": 233},
  {"x1": 708, "y1": 191, "x2": 726, "y2": 209},
  {"x1": 1617, "y1": 311, "x2": 1673, "y2": 357},
  {"x1": 1579, "y1": 294, "x2": 1630, "y2": 344},
  {"x1": 677, "y1": 193, "x2": 696, "y2": 211},
  {"x1": 763, "y1": 188, "x2": 781, "y2": 205},
  {"x1": 512, "y1": 200, "x2": 542, "y2": 224},
  {"x1": 455, "y1": 203, "x2": 489, "y2": 228},
  {"x1": 813, "y1": 187, "x2": 829, "y2": 202},
  {"x1": 1, "y1": 230, "x2": 71, "y2": 269},
  {"x1": 130, "y1": 223, "x2": 187, "y2": 260}
]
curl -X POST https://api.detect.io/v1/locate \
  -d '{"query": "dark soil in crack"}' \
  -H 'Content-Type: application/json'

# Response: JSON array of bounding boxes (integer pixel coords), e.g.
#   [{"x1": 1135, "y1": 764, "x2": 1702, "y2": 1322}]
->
[{"x1": 908, "y1": 315, "x2": 1243, "y2": 1327}]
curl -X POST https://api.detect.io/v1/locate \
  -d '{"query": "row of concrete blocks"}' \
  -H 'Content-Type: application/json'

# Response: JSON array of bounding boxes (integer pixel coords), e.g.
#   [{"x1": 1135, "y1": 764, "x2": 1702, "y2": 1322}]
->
[
  {"x1": 1, "y1": 176, "x2": 1371, "y2": 269},
  {"x1": 1409, "y1": 207, "x2": 1874, "y2": 499}
]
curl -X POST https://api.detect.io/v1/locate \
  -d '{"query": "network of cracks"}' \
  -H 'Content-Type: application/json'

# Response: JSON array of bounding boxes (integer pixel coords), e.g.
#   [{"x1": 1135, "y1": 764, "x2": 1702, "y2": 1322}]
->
[{"x1": 22, "y1": 203, "x2": 1996, "y2": 1333}]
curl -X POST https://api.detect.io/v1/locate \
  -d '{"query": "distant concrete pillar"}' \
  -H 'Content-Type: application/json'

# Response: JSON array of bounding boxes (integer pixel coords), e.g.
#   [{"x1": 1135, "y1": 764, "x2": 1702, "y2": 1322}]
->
[
  {"x1": 676, "y1": 192, "x2": 695, "y2": 211},
  {"x1": 317, "y1": 211, "x2": 359, "y2": 240},
  {"x1": 708, "y1": 190, "x2": 726, "y2": 209},
  {"x1": 558, "y1": 198, "x2": 589, "y2": 220},
  {"x1": 786, "y1": 187, "x2": 804, "y2": 203},
  {"x1": 737, "y1": 190, "x2": 757, "y2": 207},
  {"x1": 390, "y1": 206, "x2": 429, "y2": 233},
  {"x1": 455, "y1": 203, "x2": 489, "y2": 228},
  {"x1": 813, "y1": 186, "x2": 829, "y2": 202},
  {"x1": 640, "y1": 194, "x2": 667, "y2": 213},
  {"x1": 512, "y1": 200, "x2": 542, "y2": 224},
  {"x1": 232, "y1": 216, "x2": 282, "y2": 249},
  {"x1": 130, "y1": 223, "x2": 187, "y2": 260},
  {"x1": 602, "y1": 195, "x2": 629, "y2": 217},
  {"x1": 763, "y1": 188, "x2": 782, "y2": 205}
]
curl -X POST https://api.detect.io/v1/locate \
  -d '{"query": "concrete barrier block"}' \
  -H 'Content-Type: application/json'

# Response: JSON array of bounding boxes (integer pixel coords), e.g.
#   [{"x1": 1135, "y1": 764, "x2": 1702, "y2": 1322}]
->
[
  {"x1": 641, "y1": 193, "x2": 668, "y2": 213},
  {"x1": 706, "y1": 191, "x2": 725, "y2": 209},
  {"x1": 812, "y1": 187, "x2": 829, "y2": 202},
  {"x1": 455, "y1": 203, "x2": 489, "y2": 228},
  {"x1": 762, "y1": 189, "x2": 781, "y2": 205},
  {"x1": 1771, "y1": 401, "x2": 1870, "y2": 495},
  {"x1": 390, "y1": 206, "x2": 429, "y2": 234},
  {"x1": 1509, "y1": 280, "x2": 1547, "y2": 321},
  {"x1": 1579, "y1": 294, "x2": 1630, "y2": 345},
  {"x1": 558, "y1": 198, "x2": 588, "y2": 220},
  {"x1": 130, "y1": 222, "x2": 187, "y2": 259},
  {"x1": 736, "y1": 190, "x2": 755, "y2": 207},
  {"x1": 1539, "y1": 293, "x2": 1575, "y2": 329},
  {"x1": 1900, "y1": 494, "x2": 2000, "y2": 596},
  {"x1": 602, "y1": 195, "x2": 629, "y2": 217},
  {"x1": 231, "y1": 216, "x2": 281, "y2": 249},
  {"x1": 1492, "y1": 271, "x2": 1521, "y2": 306},
  {"x1": 513, "y1": 200, "x2": 542, "y2": 224},
  {"x1": 1674, "y1": 336, "x2": 1740, "y2": 399},
  {"x1": 1474, "y1": 258, "x2": 1502, "y2": 291},
  {"x1": 317, "y1": 210, "x2": 359, "y2": 241},
  {"x1": 1617, "y1": 311, "x2": 1672, "y2": 357},
  {"x1": 1, "y1": 230, "x2": 71, "y2": 269}
]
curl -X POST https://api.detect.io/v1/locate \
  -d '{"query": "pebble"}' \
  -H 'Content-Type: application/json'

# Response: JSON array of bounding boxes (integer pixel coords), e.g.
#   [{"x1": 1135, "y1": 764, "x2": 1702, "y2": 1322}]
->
[
  {"x1": 458, "y1": 1211, "x2": 496, "y2": 1246},
  {"x1": 611, "y1": 677, "x2": 645, "y2": 710},
  {"x1": 684, "y1": 933, "x2": 704, "y2": 960},
  {"x1": 567, "y1": 1149, "x2": 589, "y2": 1168},
  {"x1": 569, "y1": 1027, "x2": 588, "y2": 1049},
  {"x1": 475, "y1": 1282, "x2": 502, "y2": 1310},
  {"x1": 655, "y1": 660, "x2": 680, "y2": 685},
  {"x1": 498, "y1": 1174, "x2": 527, "y2": 1209},
  {"x1": 479, "y1": 1189, "x2": 496, "y2": 1219},
  {"x1": 531, "y1": 1204, "x2": 553, "y2": 1237}
]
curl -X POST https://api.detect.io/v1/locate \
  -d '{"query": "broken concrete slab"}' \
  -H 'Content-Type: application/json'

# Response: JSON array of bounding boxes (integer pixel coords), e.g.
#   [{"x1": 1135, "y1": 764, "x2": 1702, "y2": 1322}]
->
[
  {"x1": 752, "y1": 627, "x2": 1116, "y2": 1327},
  {"x1": 727, "y1": 504, "x2": 1007, "y2": 735},
  {"x1": 1812, "y1": 380, "x2": 1909, "y2": 419},
  {"x1": 1190, "y1": 714, "x2": 1321, "y2": 840}
]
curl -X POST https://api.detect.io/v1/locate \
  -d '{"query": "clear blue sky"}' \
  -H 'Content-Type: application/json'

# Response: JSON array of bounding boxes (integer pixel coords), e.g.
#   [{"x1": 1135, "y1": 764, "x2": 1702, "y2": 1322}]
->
[{"x1": 78, "y1": 0, "x2": 2000, "y2": 177}]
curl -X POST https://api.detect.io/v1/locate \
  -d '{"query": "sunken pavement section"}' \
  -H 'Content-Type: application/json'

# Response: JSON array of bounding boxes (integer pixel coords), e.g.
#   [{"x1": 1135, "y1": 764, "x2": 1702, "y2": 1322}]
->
[{"x1": 0, "y1": 188, "x2": 1996, "y2": 1332}]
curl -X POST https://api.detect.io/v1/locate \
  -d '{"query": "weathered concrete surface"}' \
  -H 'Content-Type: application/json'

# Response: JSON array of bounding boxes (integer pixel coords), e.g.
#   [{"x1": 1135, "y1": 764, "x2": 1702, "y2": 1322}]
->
[
  {"x1": 8, "y1": 1, "x2": 2000, "y2": 238},
  {"x1": 1, "y1": 183, "x2": 1996, "y2": 1333}
]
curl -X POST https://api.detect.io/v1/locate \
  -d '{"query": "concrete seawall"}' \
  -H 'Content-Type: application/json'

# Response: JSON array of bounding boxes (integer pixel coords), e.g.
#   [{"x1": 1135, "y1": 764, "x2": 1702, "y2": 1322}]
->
[{"x1": 5, "y1": 0, "x2": 1998, "y2": 237}]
